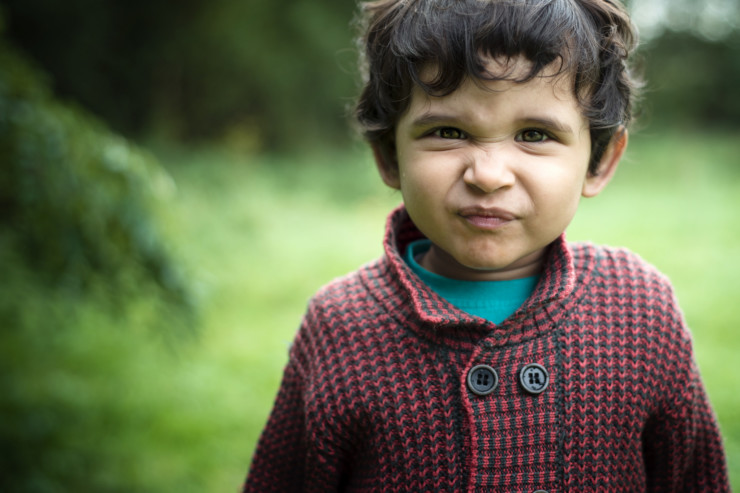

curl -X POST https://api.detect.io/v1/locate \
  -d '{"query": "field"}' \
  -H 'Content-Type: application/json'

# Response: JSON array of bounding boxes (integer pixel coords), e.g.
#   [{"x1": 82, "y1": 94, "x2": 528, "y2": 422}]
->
[
  {"x1": 156, "y1": 130, "x2": 740, "y2": 489},
  {"x1": 5, "y1": 131, "x2": 737, "y2": 491}
]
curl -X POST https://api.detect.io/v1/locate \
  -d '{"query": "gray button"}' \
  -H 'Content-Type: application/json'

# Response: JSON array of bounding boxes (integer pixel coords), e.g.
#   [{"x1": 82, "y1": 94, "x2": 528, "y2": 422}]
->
[
  {"x1": 520, "y1": 363, "x2": 549, "y2": 394},
  {"x1": 467, "y1": 365, "x2": 498, "y2": 396},
  {"x1": 532, "y1": 490, "x2": 549, "y2": 493}
]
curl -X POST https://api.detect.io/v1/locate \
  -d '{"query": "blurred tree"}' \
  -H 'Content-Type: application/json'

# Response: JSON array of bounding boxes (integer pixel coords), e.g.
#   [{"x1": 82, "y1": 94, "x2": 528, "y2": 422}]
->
[
  {"x1": 0, "y1": 1, "x2": 192, "y2": 132},
  {"x1": 0, "y1": 0, "x2": 737, "y2": 153},
  {"x1": 0, "y1": 15, "x2": 201, "y2": 490},
  {"x1": 0, "y1": 0, "x2": 359, "y2": 152},
  {"x1": 630, "y1": 0, "x2": 739, "y2": 41},
  {"x1": 0, "y1": 25, "x2": 192, "y2": 308},
  {"x1": 641, "y1": 31, "x2": 740, "y2": 128}
]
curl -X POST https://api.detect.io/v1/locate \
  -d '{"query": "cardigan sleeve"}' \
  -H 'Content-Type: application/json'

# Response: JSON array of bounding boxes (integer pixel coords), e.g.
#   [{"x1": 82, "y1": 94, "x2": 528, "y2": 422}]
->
[
  {"x1": 242, "y1": 359, "x2": 308, "y2": 493},
  {"x1": 642, "y1": 291, "x2": 730, "y2": 492},
  {"x1": 243, "y1": 303, "x2": 353, "y2": 493},
  {"x1": 643, "y1": 359, "x2": 729, "y2": 492}
]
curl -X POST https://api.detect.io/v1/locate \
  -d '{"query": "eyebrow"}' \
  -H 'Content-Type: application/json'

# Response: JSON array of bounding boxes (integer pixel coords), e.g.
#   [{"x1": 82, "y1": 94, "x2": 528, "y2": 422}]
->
[
  {"x1": 408, "y1": 112, "x2": 577, "y2": 136},
  {"x1": 408, "y1": 113, "x2": 464, "y2": 131},
  {"x1": 520, "y1": 117, "x2": 576, "y2": 135}
]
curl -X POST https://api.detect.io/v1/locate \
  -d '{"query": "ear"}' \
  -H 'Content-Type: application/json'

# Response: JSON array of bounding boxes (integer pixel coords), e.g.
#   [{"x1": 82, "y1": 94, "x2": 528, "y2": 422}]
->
[
  {"x1": 582, "y1": 128, "x2": 628, "y2": 198},
  {"x1": 371, "y1": 143, "x2": 401, "y2": 190}
]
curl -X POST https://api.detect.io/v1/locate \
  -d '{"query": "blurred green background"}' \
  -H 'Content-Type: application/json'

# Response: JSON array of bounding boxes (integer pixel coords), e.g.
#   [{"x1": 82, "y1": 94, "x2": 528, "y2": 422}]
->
[{"x1": 0, "y1": 0, "x2": 738, "y2": 491}]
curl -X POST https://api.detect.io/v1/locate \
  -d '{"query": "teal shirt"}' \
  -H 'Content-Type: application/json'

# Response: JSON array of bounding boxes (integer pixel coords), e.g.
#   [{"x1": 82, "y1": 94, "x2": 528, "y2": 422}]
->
[{"x1": 404, "y1": 239, "x2": 539, "y2": 325}]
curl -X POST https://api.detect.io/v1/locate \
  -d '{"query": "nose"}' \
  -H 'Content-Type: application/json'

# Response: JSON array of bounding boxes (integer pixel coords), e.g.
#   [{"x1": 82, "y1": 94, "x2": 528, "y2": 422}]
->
[{"x1": 462, "y1": 146, "x2": 516, "y2": 193}]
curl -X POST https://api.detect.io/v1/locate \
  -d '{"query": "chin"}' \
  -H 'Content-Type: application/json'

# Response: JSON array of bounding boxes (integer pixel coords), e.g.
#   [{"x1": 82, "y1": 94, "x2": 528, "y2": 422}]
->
[
  {"x1": 459, "y1": 250, "x2": 517, "y2": 268},
  {"x1": 459, "y1": 257, "x2": 513, "y2": 273}
]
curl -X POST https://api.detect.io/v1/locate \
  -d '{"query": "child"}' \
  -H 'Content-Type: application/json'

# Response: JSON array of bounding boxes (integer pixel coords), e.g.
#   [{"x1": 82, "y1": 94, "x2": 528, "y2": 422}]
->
[{"x1": 243, "y1": 0, "x2": 729, "y2": 491}]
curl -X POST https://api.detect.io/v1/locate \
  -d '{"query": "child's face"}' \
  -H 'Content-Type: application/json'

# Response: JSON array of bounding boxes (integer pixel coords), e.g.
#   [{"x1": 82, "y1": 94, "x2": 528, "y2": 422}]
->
[{"x1": 377, "y1": 57, "x2": 622, "y2": 281}]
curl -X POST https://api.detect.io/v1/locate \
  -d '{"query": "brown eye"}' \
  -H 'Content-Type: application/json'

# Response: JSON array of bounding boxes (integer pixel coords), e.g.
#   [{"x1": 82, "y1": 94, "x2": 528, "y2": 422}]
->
[
  {"x1": 520, "y1": 129, "x2": 549, "y2": 143},
  {"x1": 434, "y1": 127, "x2": 465, "y2": 139}
]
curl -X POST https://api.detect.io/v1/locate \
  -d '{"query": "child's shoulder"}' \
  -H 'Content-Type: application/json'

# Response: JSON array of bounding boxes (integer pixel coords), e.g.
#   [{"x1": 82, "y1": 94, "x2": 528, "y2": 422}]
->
[
  {"x1": 306, "y1": 258, "x2": 389, "y2": 314},
  {"x1": 570, "y1": 240, "x2": 671, "y2": 286},
  {"x1": 568, "y1": 240, "x2": 683, "y2": 314},
  {"x1": 293, "y1": 258, "x2": 396, "y2": 353},
  {"x1": 567, "y1": 241, "x2": 698, "y2": 376}
]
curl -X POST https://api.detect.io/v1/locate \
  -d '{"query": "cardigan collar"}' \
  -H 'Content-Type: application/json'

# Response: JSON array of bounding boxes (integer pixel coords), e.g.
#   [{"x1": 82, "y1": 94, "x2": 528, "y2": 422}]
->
[{"x1": 364, "y1": 205, "x2": 586, "y2": 348}]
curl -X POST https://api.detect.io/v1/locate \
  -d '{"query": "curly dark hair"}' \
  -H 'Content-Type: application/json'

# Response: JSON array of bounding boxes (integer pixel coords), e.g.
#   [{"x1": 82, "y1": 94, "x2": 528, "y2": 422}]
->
[{"x1": 355, "y1": 0, "x2": 641, "y2": 175}]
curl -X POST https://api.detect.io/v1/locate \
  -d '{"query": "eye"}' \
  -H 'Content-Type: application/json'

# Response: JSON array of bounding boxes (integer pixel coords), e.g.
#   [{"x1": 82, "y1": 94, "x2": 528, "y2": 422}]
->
[
  {"x1": 433, "y1": 127, "x2": 466, "y2": 139},
  {"x1": 519, "y1": 129, "x2": 550, "y2": 143}
]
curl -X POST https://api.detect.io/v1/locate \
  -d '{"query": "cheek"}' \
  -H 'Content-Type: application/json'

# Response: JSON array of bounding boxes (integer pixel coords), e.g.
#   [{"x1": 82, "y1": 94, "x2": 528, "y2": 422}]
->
[
  {"x1": 524, "y1": 169, "x2": 585, "y2": 218},
  {"x1": 399, "y1": 155, "x2": 452, "y2": 195}
]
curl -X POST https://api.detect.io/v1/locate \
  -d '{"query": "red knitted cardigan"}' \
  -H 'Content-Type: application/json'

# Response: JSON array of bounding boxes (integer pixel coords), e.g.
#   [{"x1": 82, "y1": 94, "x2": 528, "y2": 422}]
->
[{"x1": 243, "y1": 206, "x2": 729, "y2": 493}]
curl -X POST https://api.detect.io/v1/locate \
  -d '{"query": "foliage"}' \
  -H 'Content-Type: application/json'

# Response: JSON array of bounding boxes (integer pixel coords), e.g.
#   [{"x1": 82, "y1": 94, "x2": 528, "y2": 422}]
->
[
  {"x1": 629, "y1": 0, "x2": 740, "y2": 41},
  {"x1": 640, "y1": 31, "x2": 740, "y2": 128},
  {"x1": 0, "y1": 20, "x2": 201, "y2": 488},
  {"x1": 0, "y1": 32, "x2": 201, "y2": 491},
  {"x1": 0, "y1": 0, "x2": 359, "y2": 151},
  {"x1": 0, "y1": 36, "x2": 192, "y2": 307},
  {"x1": 0, "y1": 246, "x2": 224, "y2": 493},
  {"x1": 1, "y1": 0, "x2": 738, "y2": 153}
]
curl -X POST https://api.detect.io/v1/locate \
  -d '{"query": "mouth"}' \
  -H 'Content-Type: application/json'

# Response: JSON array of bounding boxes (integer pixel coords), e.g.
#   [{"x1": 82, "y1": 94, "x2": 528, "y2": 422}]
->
[{"x1": 458, "y1": 206, "x2": 516, "y2": 230}]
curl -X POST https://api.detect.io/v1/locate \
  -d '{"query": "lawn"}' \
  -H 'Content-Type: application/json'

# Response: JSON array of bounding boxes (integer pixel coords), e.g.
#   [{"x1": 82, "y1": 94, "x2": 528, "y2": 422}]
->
[{"x1": 158, "y1": 130, "x2": 739, "y2": 490}]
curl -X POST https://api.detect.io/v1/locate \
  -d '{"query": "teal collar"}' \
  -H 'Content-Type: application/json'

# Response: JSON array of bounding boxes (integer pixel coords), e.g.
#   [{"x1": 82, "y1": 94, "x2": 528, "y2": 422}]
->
[{"x1": 404, "y1": 239, "x2": 539, "y2": 325}]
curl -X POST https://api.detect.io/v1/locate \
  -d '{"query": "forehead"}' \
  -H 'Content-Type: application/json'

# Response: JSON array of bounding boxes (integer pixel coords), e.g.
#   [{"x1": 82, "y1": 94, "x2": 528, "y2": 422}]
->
[{"x1": 403, "y1": 57, "x2": 586, "y2": 130}]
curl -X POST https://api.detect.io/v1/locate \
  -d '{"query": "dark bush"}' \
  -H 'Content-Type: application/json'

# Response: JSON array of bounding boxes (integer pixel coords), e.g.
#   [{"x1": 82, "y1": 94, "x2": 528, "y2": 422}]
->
[
  {"x1": 0, "y1": 0, "x2": 359, "y2": 151},
  {"x1": 0, "y1": 37, "x2": 191, "y2": 307},
  {"x1": 641, "y1": 31, "x2": 740, "y2": 129}
]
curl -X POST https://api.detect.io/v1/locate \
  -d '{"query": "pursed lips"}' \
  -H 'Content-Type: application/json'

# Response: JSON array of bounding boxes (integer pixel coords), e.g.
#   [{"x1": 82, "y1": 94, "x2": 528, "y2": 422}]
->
[{"x1": 457, "y1": 206, "x2": 517, "y2": 230}]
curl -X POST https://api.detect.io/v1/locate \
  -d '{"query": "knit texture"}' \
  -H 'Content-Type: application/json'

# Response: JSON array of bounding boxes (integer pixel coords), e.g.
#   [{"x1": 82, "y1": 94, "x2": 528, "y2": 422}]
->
[{"x1": 243, "y1": 206, "x2": 729, "y2": 493}]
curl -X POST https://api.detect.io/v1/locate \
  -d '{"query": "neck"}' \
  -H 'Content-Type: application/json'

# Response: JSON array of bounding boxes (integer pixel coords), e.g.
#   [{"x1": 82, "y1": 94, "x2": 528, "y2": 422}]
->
[{"x1": 420, "y1": 244, "x2": 545, "y2": 281}]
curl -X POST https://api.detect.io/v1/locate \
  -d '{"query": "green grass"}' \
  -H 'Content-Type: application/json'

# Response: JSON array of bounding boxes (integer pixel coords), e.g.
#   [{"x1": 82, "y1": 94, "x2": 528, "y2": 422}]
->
[{"x1": 152, "y1": 130, "x2": 740, "y2": 490}]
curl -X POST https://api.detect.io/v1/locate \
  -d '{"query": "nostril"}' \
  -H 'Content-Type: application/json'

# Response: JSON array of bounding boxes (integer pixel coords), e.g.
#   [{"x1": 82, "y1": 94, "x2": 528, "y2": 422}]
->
[{"x1": 463, "y1": 156, "x2": 515, "y2": 194}]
